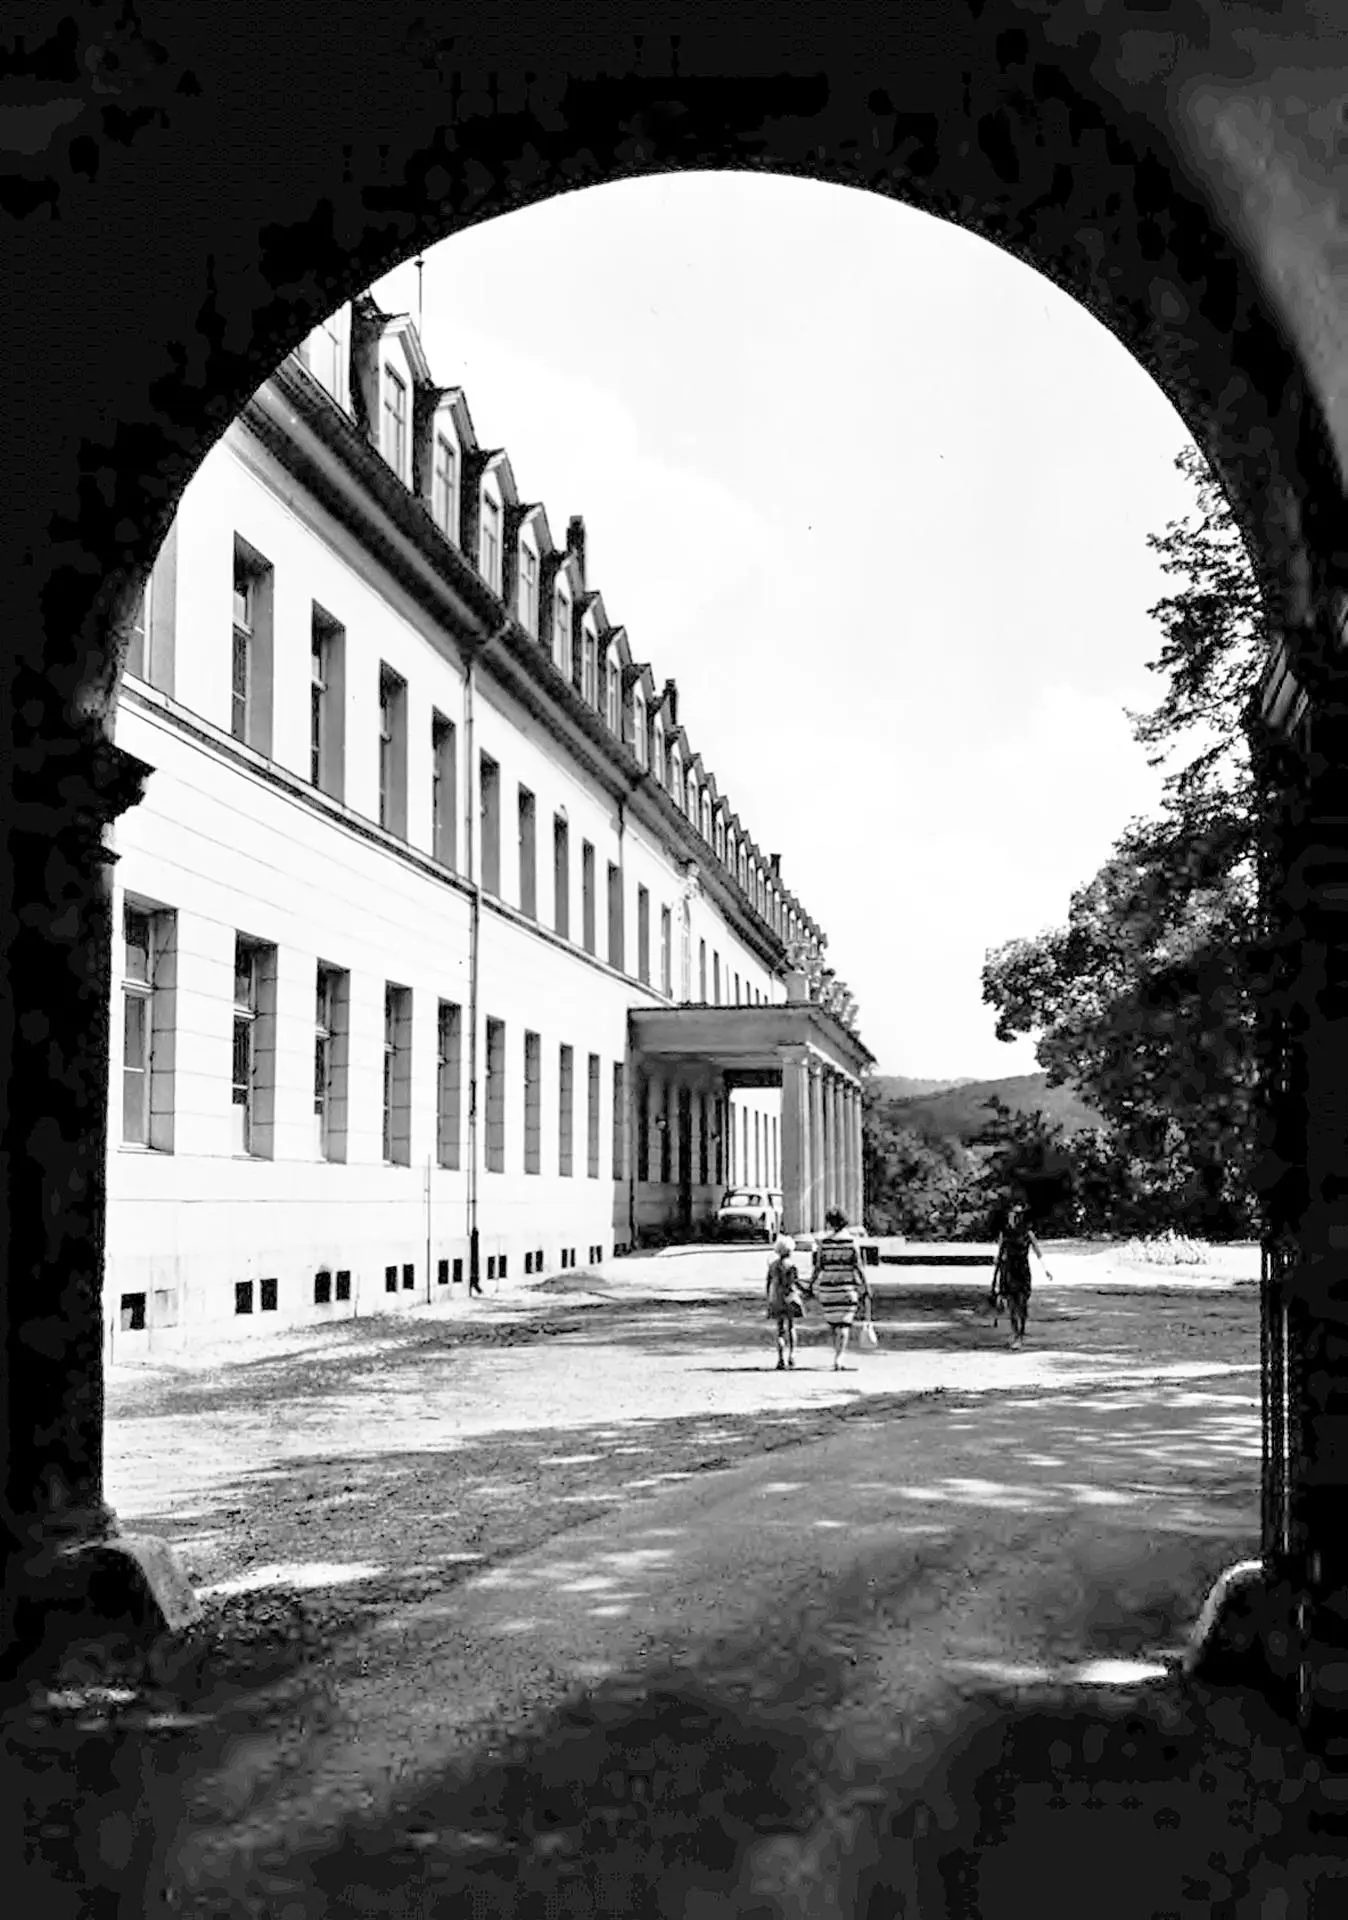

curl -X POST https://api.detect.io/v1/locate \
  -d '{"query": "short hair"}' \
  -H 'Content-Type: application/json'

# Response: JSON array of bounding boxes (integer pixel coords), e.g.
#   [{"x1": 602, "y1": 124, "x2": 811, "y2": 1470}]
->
[
  {"x1": 825, "y1": 1208, "x2": 847, "y2": 1231},
  {"x1": 774, "y1": 1235, "x2": 795, "y2": 1257}
]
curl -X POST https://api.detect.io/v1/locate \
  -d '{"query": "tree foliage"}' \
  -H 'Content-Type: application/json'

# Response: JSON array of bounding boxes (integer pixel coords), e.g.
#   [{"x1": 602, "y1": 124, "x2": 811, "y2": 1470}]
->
[{"x1": 978, "y1": 444, "x2": 1265, "y2": 1239}]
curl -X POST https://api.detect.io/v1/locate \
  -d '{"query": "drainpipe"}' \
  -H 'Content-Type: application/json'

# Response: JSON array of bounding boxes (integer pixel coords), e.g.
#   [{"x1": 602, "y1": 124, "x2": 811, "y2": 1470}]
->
[{"x1": 465, "y1": 654, "x2": 482, "y2": 1295}]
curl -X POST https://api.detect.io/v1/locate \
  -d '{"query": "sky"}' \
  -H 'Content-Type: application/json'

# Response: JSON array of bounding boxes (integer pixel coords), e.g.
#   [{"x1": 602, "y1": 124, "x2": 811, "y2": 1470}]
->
[{"x1": 369, "y1": 170, "x2": 1202, "y2": 1082}]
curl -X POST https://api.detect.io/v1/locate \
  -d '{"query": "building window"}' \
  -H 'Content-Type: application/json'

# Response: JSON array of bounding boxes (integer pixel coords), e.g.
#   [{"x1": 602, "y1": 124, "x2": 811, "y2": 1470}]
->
[
  {"x1": 637, "y1": 886, "x2": 650, "y2": 985},
  {"x1": 652, "y1": 718, "x2": 665, "y2": 787},
  {"x1": 715, "y1": 816, "x2": 725, "y2": 862},
  {"x1": 232, "y1": 936, "x2": 276, "y2": 1158},
  {"x1": 701, "y1": 793, "x2": 712, "y2": 842},
  {"x1": 383, "y1": 984, "x2": 412, "y2": 1166},
  {"x1": 680, "y1": 901, "x2": 692, "y2": 1003},
  {"x1": 480, "y1": 753, "x2": 501, "y2": 895},
  {"x1": 686, "y1": 771, "x2": 698, "y2": 822},
  {"x1": 232, "y1": 542, "x2": 273, "y2": 753},
  {"x1": 660, "y1": 1084, "x2": 673, "y2": 1184},
  {"x1": 383, "y1": 364, "x2": 408, "y2": 479},
  {"x1": 432, "y1": 432, "x2": 457, "y2": 541},
  {"x1": 587, "y1": 1054, "x2": 601, "y2": 1179},
  {"x1": 581, "y1": 841, "x2": 596, "y2": 955},
  {"x1": 606, "y1": 652, "x2": 620, "y2": 732},
  {"x1": 122, "y1": 904, "x2": 175, "y2": 1150},
  {"x1": 612, "y1": 1062, "x2": 626, "y2": 1182},
  {"x1": 739, "y1": 849, "x2": 748, "y2": 891},
  {"x1": 235, "y1": 1282, "x2": 254, "y2": 1316},
  {"x1": 519, "y1": 543, "x2": 539, "y2": 635},
  {"x1": 607, "y1": 862, "x2": 623, "y2": 970},
  {"x1": 660, "y1": 907, "x2": 672, "y2": 997},
  {"x1": 734, "y1": 972, "x2": 741, "y2": 1005},
  {"x1": 699, "y1": 1097, "x2": 710, "y2": 1187},
  {"x1": 385, "y1": 1265, "x2": 398, "y2": 1294},
  {"x1": 582, "y1": 633, "x2": 597, "y2": 707},
  {"x1": 633, "y1": 691, "x2": 647, "y2": 768},
  {"x1": 558, "y1": 1043, "x2": 574, "y2": 1177},
  {"x1": 553, "y1": 815, "x2": 570, "y2": 939},
  {"x1": 314, "y1": 963, "x2": 349, "y2": 1161},
  {"x1": 310, "y1": 607, "x2": 344, "y2": 798},
  {"x1": 260, "y1": 1277, "x2": 279, "y2": 1313},
  {"x1": 432, "y1": 713, "x2": 456, "y2": 868},
  {"x1": 336, "y1": 1270, "x2": 351, "y2": 1301},
  {"x1": 713, "y1": 951, "x2": 721, "y2": 1005},
  {"x1": 480, "y1": 492, "x2": 502, "y2": 592},
  {"x1": 524, "y1": 1031, "x2": 541, "y2": 1174},
  {"x1": 437, "y1": 1000, "x2": 462, "y2": 1169},
  {"x1": 485, "y1": 1017, "x2": 506, "y2": 1172},
  {"x1": 726, "y1": 830, "x2": 736, "y2": 876},
  {"x1": 314, "y1": 1269, "x2": 333, "y2": 1305},
  {"x1": 378, "y1": 666, "x2": 407, "y2": 837},
  {"x1": 554, "y1": 588, "x2": 571, "y2": 676},
  {"x1": 699, "y1": 939, "x2": 707, "y2": 1003},
  {"x1": 126, "y1": 578, "x2": 151, "y2": 681},
  {"x1": 518, "y1": 786, "x2": 537, "y2": 918},
  {"x1": 669, "y1": 747, "x2": 682, "y2": 806}
]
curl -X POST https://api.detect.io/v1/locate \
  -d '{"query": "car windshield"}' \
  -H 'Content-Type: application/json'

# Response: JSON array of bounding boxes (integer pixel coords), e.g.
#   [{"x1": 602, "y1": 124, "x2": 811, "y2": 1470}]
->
[{"x1": 722, "y1": 1192, "x2": 763, "y2": 1209}]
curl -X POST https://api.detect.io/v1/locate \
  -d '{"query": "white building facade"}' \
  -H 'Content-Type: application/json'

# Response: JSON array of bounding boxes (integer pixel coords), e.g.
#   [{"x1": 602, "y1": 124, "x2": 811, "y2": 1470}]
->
[{"x1": 106, "y1": 292, "x2": 869, "y2": 1353}]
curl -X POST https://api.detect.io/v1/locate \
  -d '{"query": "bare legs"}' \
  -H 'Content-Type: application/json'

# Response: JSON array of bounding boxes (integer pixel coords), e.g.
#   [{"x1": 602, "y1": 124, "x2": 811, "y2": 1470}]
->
[
  {"x1": 832, "y1": 1323, "x2": 852, "y2": 1371},
  {"x1": 775, "y1": 1316, "x2": 797, "y2": 1369}
]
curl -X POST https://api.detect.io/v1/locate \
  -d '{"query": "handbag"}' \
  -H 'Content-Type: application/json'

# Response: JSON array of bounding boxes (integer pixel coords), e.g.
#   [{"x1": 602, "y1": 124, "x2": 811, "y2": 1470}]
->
[{"x1": 860, "y1": 1300, "x2": 878, "y2": 1346}]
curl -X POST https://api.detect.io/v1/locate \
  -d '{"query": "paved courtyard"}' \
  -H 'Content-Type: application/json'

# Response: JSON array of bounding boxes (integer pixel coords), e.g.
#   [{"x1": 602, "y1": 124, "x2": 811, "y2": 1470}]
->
[{"x1": 20, "y1": 1244, "x2": 1337, "y2": 1917}]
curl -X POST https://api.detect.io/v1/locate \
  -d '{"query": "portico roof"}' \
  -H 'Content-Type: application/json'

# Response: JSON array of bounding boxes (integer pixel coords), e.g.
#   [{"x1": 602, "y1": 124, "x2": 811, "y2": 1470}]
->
[{"x1": 629, "y1": 1002, "x2": 874, "y2": 1082}]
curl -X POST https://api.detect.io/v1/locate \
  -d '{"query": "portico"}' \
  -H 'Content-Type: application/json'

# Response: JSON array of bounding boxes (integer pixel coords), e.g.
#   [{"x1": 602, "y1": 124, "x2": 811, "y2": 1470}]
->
[{"x1": 629, "y1": 1002, "x2": 873, "y2": 1237}]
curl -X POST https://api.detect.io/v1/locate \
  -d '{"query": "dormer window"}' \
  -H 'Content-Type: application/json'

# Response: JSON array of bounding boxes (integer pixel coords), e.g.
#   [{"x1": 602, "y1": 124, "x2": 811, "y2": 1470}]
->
[
  {"x1": 382, "y1": 366, "x2": 408, "y2": 480},
  {"x1": 605, "y1": 651, "x2": 620, "y2": 732},
  {"x1": 726, "y1": 828, "x2": 736, "y2": 874},
  {"x1": 554, "y1": 588, "x2": 572, "y2": 677},
  {"x1": 519, "y1": 543, "x2": 539, "y2": 635},
  {"x1": 633, "y1": 691, "x2": 647, "y2": 767},
  {"x1": 653, "y1": 718, "x2": 665, "y2": 785},
  {"x1": 739, "y1": 849, "x2": 748, "y2": 890},
  {"x1": 670, "y1": 747, "x2": 682, "y2": 805},
  {"x1": 686, "y1": 771, "x2": 698, "y2": 823},
  {"x1": 714, "y1": 815, "x2": 725, "y2": 862},
  {"x1": 480, "y1": 493, "x2": 502, "y2": 593},
  {"x1": 432, "y1": 433, "x2": 458, "y2": 541},
  {"x1": 299, "y1": 309, "x2": 347, "y2": 406},
  {"x1": 701, "y1": 792, "x2": 712, "y2": 842},
  {"x1": 582, "y1": 632, "x2": 597, "y2": 705}
]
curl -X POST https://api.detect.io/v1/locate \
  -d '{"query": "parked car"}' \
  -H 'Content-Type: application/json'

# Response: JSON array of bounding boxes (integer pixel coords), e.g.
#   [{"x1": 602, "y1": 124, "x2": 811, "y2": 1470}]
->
[{"x1": 716, "y1": 1187, "x2": 782, "y2": 1242}]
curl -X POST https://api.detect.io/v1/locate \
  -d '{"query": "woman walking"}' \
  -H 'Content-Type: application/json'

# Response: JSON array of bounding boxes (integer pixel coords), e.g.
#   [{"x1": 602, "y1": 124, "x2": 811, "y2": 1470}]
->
[
  {"x1": 765, "y1": 1234, "x2": 805, "y2": 1370},
  {"x1": 811, "y1": 1208, "x2": 871, "y2": 1371},
  {"x1": 991, "y1": 1200, "x2": 1052, "y2": 1349}
]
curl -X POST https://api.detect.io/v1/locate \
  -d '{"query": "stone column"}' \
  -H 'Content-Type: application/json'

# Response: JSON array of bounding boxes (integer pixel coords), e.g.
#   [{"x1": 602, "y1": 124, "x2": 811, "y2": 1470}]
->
[
  {"x1": 5, "y1": 728, "x2": 199, "y2": 1677},
  {"x1": 780, "y1": 1049, "x2": 811, "y2": 1237},
  {"x1": 808, "y1": 1059, "x2": 825, "y2": 1232},
  {"x1": 830, "y1": 1073, "x2": 844, "y2": 1219},
  {"x1": 839, "y1": 1081, "x2": 853, "y2": 1222},
  {"x1": 852, "y1": 1083, "x2": 866, "y2": 1225}
]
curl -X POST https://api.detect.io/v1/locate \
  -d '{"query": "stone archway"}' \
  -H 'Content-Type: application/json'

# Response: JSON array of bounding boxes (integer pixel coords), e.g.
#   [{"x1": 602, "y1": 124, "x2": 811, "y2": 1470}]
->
[{"x1": 6, "y1": 0, "x2": 1348, "y2": 1739}]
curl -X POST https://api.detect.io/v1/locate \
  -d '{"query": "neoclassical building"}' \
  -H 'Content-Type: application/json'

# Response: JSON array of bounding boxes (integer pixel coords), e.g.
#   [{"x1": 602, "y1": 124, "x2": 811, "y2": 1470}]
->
[{"x1": 105, "y1": 290, "x2": 872, "y2": 1352}]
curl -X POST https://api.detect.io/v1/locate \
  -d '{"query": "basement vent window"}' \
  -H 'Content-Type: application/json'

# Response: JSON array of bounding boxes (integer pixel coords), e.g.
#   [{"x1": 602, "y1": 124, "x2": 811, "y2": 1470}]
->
[
  {"x1": 260, "y1": 1278, "x2": 278, "y2": 1312},
  {"x1": 235, "y1": 1281, "x2": 254, "y2": 1315},
  {"x1": 119, "y1": 1293, "x2": 146, "y2": 1332},
  {"x1": 335, "y1": 1270, "x2": 351, "y2": 1301},
  {"x1": 402, "y1": 1263, "x2": 415, "y2": 1291},
  {"x1": 437, "y1": 1258, "x2": 449, "y2": 1286},
  {"x1": 385, "y1": 1265, "x2": 398, "y2": 1294},
  {"x1": 452, "y1": 1258, "x2": 463, "y2": 1285},
  {"x1": 314, "y1": 1270, "x2": 332, "y2": 1305}
]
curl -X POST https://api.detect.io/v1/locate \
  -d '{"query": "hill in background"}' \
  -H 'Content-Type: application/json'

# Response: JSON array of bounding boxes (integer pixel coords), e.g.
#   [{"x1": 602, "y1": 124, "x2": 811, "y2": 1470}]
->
[
  {"x1": 878, "y1": 1072, "x2": 1105, "y2": 1143},
  {"x1": 869, "y1": 1075, "x2": 979, "y2": 1102}
]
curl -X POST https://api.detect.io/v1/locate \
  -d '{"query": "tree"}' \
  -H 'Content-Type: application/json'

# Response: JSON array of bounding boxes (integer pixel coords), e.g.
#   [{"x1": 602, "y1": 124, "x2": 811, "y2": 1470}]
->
[{"x1": 981, "y1": 446, "x2": 1265, "y2": 1240}]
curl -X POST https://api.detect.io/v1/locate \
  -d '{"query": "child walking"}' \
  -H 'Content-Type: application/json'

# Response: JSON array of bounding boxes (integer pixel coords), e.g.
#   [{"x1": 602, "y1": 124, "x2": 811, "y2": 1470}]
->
[{"x1": 765, "y1": 1234, "x2": 805, "y2": 1370}]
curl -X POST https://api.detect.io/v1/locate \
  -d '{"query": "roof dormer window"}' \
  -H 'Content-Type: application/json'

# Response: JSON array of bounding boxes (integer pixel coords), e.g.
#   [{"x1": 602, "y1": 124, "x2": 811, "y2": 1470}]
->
[
  {"x1": 382, "y1": 365, "x2": 409, "y2": 481},
  {"x1": 582, "y1": 631, "x2": 597, "y2": 706},
  {"x1": 714, "y1": 815, "x2": 725, "y2": 862},
  {"x1": 633, "y1": 690, "x2": 647, "y2": 767},
  {"x1": 739, "y1": 848, "x2": 748, "y2": 890},
  {"x1": 653, "y1": 718, "x2": 665, "y2": 786},
  {"x1": 606, "y1": 650, "x2": 620, "y2": 732},
  {"x1": 701, "y1": 792, "x2": 712, "y2": 842},
  {"x1": 519, "y1": 542, "x2": 538, "y2": 636},
  {"x1": 554, "y1": 587, "x2": 572, "y2": 677},
  {"x1": 670, "y1": 747, "x2": 682, "y2": 805},
  {"x1": 480, "y1": 492, "x2": 502, "y2": 593},
  {"x1": 686, "y1": 770, "x2": 698, "y2": 823},
  {"x1": 432, "y1": 432, "x2": 458, "y2": 542}
]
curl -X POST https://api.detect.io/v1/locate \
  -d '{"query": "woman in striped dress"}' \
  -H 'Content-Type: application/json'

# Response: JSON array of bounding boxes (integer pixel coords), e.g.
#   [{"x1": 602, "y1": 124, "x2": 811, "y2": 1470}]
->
[{"x1": 811, "y1": 1208, "x2": 871, "y2": 1372}]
